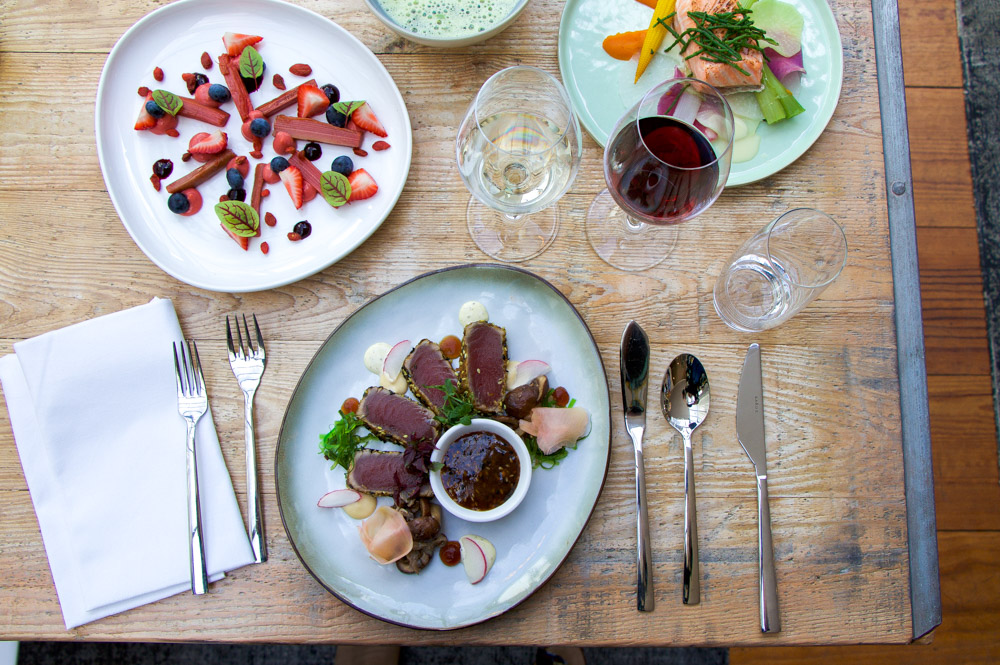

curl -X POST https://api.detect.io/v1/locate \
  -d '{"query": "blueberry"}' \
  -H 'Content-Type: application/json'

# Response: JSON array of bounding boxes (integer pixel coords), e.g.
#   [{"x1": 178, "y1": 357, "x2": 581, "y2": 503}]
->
[
  {"x1": 152, "y1": 158, "x2": 173, "y2": 179},
  {"x1": 193, "y1": 72, "x2": 209, "y2": 88},
  {"x1": 208, "y1": 84, "x2": 231, "y2": 103},
  {"x1": 303, "y1": 142, "x2": 322, "y2": 161},
  {"x1": 325, "y1": 106, "x2": 347, "y2": 128},
  {"x1": 241, "y1": 75, "x2": 262, "y2": 93},
  {"x1": 330, "y1": 155, "x2": 353, "y2": 177},
  {"x1": 227, "y1": 187, "x2": 247, "y2": 202},
  {"x1": 168, "y1": 192, "x2": 190, "y2": 214},
  {"x1": 293, "y1": 220, "x2": 312, "y2": 239},
  {"x1": 270, "y1": 156, "x2": 290, "y2": 173},
  {"x1": 250, "y1": 117, "x2": 271, "y2": 138},
  {"x1": 226, "y1": 168, "x2": 245, "y2": 188},
  {"x1": 145, "y1": 100, "x2": 165, "y2": 118},
  {"x1": 320, "y1": 84, "x2": 340, "y2": 104}
]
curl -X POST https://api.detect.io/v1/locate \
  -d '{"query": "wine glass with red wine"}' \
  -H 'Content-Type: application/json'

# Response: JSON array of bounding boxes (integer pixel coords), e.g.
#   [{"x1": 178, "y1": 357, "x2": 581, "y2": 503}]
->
[{"x1": 587, "y1": 77, "x2": 734, "y2": 271}]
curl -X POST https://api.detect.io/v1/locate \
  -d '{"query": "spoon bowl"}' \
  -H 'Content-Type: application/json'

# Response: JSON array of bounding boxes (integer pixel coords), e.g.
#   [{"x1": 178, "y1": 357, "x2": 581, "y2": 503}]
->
[{"x1": 661, "y1": 354, "x2": 710, "y2": 604}]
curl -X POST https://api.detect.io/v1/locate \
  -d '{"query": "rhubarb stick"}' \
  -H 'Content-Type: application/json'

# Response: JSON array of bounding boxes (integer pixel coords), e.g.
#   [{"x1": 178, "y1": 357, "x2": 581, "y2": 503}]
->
[
  {"x1": 166, "y1": 149, "x2": 236, "y2": 194},
  {"x1": 288, "y1": 151, "x2": 324, "y2": 193},
  {"x1": 273, "y1": 115, "x2": 362, "y2": 148},
  {"x1": 250, "y1": 163, "x2": 265, "y2": 236},
  {"x1": 177, "y1": 96, "x2": 230, "y2": 127},
  {"x1": 218, "y1": 54, "x2": 254, "y2": 121},
  {"x1": 256, "y1": 79, "x2": 317, "y2": 117}
]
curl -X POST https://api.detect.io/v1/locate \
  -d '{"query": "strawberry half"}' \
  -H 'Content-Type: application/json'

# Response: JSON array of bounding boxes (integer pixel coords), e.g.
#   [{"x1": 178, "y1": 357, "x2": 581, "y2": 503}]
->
[
  {"x1": 279, "y1": 165, "x2": 304, "y2": 209},
  {"x1": 296, "y1": 84, "x2": 330, "y2": 118},
  {"x1": 134, "y1": 93, "x2": 156, "y2": 130},
  {"x1": 351, "y1": 102, "x2": 387, "y2": 138},
  {"x1": 189, "y1": 130, "x2": 228, "y2": 155},
  {"x1": 347, "y1": 168, "x2": 378, "y2": 201},
  {"x1": 222, "y1": 32, "x2": 263, "y2": 57}
]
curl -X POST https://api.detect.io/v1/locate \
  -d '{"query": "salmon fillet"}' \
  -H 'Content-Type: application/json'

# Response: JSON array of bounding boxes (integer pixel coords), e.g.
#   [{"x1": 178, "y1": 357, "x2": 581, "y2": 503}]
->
[{"x1": 674, "y1": 0, "x2": 764, "y2": 89}]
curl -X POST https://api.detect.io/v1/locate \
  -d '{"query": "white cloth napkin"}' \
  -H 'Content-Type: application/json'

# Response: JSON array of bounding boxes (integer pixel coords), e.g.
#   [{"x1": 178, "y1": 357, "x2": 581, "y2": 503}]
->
[{"x1": 0, "y1": 298, "x2": 254, "y2": 628}]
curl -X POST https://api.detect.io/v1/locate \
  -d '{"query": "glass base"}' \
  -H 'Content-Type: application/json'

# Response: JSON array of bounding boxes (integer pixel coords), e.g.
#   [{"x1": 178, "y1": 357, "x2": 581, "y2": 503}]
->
[
  {"x1": 467, "y1": 197, "x2": 559, "y2": 263},
  {"x1": 585, "y1": 190, "x2": 678, "y2": 271}
]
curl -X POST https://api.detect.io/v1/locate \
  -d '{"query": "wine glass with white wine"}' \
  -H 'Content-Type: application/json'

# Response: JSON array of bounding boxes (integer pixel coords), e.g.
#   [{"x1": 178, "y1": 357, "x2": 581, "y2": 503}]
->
[{"x1": 456, "y1": 66, "x2": 582, "y2": 262}]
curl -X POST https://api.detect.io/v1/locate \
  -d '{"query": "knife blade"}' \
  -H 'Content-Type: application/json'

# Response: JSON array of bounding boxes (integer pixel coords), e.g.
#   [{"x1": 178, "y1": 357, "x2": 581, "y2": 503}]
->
[
  {"x1": 736, "y1": 343, "x2": 781, "y2": 633},
  {"x1": 620, "y1": 320, "x2": 653, "y2": 612}
]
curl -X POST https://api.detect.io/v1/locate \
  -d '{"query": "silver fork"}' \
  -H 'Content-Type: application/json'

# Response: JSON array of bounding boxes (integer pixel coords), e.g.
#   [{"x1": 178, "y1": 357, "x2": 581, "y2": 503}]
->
[
  {"x1": 173, "y1": 341, "x2": 210, "y2": 595},
  {"x1": 226, "y1": 314, "x2": 267, "y2": 564}
]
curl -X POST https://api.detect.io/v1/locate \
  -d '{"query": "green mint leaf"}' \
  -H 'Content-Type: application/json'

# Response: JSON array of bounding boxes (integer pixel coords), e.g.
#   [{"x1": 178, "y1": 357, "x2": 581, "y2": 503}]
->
[
  {"x1": 239, "y1": 46, "x2": 265, "y2": 80},
  {"x1": 332, "y1": 100, "x2": 365, "y2": 118},
  {"x1": 320, "y1": 170, "x2": 351, "y2": 208},
  {"x1": 152, "y1": 89, "x2": 183, "y2": 116},
  {"x1": 214, "y1": 201, "x2": 259, "y2": 237}
]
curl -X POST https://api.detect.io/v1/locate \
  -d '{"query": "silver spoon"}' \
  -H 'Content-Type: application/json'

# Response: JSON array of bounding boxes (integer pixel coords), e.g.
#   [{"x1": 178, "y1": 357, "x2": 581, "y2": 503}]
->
[{"x1": 661, "y1": 354, "x2": 710, "y2": 604}]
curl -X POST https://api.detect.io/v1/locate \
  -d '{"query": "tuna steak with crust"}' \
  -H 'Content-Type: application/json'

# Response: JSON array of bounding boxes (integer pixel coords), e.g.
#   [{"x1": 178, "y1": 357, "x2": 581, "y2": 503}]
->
[
  {"x1": 459, "y1": 321, "x2": 508, "y2": 414},
  {"x1": 402, "y1": 339, "x2": 460, "y2": 416},
  {"x1": 347, "y1": 449, "x2": 431, "y2": 498},
  {"x1": 357, "y1": 386, "x2": 441, "y2": 449}
]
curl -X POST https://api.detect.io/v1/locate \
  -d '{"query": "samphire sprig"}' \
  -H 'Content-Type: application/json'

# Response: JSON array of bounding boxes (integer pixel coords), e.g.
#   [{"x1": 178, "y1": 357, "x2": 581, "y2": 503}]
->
[{"x1": 664, "y1": 9, "x2": 777, "y2": 76}]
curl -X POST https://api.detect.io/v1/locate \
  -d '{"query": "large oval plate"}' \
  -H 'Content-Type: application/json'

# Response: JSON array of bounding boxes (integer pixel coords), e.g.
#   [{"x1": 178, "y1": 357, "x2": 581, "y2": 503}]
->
[
  {"x1": 276, "y1": 264, "x2": 611, "y2": 630},
  {"x1": 557, "y1": 0, "x2": 843, "y2": 186},
  {"x1": 95, "y1": 0, "x2": 412, "y2": 292}
]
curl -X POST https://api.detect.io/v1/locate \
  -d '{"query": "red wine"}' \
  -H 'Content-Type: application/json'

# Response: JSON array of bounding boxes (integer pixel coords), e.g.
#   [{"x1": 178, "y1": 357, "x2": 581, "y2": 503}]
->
[{"x1": 606, "y1": 116, "x2": 720, "y2": 224}]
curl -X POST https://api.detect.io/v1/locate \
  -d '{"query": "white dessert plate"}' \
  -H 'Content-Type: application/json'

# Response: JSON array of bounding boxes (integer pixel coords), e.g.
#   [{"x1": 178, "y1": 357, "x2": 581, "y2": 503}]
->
[
  {"x1": 557, "y1": 0, "x2": 843, "y2": 186},
  {"x1": 95, "y1": 0, "x2": 412, "y2": 292},
  {"x1": 275, "y1": 264, "x2": 612, "y2": 630}
]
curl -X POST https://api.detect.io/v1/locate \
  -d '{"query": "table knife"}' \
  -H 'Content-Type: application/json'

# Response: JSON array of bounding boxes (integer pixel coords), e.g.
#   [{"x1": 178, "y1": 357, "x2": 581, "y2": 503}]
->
[
  {"x1": 620, "y1": 320, "x2": 653, "y2": 612},
  {"x1": 736, "y1": 343, "x2": 781, "y2": 633}
]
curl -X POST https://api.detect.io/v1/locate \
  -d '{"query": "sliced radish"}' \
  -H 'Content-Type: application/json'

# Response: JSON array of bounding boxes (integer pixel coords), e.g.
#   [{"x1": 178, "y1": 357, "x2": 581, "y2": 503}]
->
[
  {"x1": 317, "y1": 488, "x2": 362, "y2": 508},
  {"x1": 460, "y1": 534, "x2": 497, "y2": 584},
  {"x1": 343, "y1": 493, "x2": 377, "y2": 519},
  {"x1": 505, "y1": 360, "x2": 520, "y2": 389},
  {"x1": 382, "y1": 339, "x2": 411, "y2": 381},
  {"x1": 510, "y1": 360, "x2": 551, "y2": 390}
]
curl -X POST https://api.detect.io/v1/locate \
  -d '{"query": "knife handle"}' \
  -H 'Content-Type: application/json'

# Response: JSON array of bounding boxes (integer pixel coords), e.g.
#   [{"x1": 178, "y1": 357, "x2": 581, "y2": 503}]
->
[
  {"x1": 756, "y1": 473, "x2": 781, "y2": 632},
  {"x1": 634, "y1": 444, "x2": 654, "y2": 612}
]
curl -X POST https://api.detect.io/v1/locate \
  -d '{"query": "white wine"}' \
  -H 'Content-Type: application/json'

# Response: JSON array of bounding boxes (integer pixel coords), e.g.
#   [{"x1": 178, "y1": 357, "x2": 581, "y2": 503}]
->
[{"x1": 458, "y1": 111, "x2": 577, "y2": 216}]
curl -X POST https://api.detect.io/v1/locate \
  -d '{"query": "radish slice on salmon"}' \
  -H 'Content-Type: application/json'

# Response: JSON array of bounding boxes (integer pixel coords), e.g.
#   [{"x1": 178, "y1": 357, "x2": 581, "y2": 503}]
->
[
  {"x1": 358, "y1": 506, "x2": 413, "y2": 565},
  {"x1": 519, "y1": 407, "x2": 591, "y2": 455}
]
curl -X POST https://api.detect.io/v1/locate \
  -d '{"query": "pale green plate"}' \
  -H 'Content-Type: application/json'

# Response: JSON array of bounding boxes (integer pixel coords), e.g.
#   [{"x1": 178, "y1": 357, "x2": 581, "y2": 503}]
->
[{"x1": 557, "y1": 0, "x2": 843, "y2": 186}]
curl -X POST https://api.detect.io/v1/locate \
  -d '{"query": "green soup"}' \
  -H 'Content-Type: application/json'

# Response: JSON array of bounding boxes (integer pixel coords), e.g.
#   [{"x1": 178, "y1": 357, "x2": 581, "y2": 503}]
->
[{"x1": 379, "y1": 0, "x2": 522, "y2": 39}]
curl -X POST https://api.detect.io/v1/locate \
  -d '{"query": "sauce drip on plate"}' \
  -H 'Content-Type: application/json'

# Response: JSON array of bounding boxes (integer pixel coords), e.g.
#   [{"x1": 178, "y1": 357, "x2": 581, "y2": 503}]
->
[{"x1": 441, "y1": 431, "x2": 520, "y2": 510}]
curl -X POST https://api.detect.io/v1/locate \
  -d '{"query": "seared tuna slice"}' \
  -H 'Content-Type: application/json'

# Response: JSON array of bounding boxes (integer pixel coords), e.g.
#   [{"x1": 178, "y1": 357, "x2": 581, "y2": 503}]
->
[
  {"x1": 346, "y1": 449, "x2": 430, "y2": 497},
  {"x1": 402, "y1": 339, "x2": 460, "y2": 415},
  {"x1": 459, "y1": 321, "x2": 507, "y2": 415},
  {"x1": 357, "y1": 386, "x2": 441, "y2": 449}
]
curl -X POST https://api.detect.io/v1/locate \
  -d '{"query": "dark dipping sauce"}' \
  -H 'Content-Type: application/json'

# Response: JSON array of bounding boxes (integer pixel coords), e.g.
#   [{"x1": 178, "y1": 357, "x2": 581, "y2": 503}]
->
[{"x1": 441, "y1": 431, "x2": 520, "y2": 511}]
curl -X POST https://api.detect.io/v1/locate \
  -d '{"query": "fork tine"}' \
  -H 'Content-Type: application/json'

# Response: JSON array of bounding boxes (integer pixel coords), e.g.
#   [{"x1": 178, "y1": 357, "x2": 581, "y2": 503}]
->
[
  {"x1": 226, "y1": 316, "x2": 237, "y2": 360},
  {"x1": 190, "y1": 340, "x2": 205, "y2": 394},
  {"x1": 252, "y1": 314, "x2": 265, "y2": 361},
  {"x1": 173, "y1": 342, "x2": 184, "y2": 394},
  {"x1": 234, "y1": 314, "x2": 246, "y2": 360},
  {"x1": 241, "y1": 314, "x2": 254, "y2": 354},
  {"x1": 179, "y1": 341, "x2": 193, "y2": 396}
]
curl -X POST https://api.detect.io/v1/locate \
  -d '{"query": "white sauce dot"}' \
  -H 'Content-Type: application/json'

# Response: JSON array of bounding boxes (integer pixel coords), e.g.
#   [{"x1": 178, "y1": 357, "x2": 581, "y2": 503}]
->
[
  {"x1": 364, "y1": 342, "x2": 392, "y2": 375},
  {"x1": 459, "y1": 301, "x2": 489, "y2": 327}
]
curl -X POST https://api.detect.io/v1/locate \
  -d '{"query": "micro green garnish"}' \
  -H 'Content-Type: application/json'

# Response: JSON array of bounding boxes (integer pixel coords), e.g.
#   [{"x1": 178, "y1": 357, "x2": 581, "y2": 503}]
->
[
  {"x1": 332, "y1": 100, "x2": 366, "y2": 117},
  {"x1": 238, "y1": 45, "x2": 265, "y2": 81},
  {"x1": 320, "y1": 170, "x2": 351, "y2": 208},
  {"x1": 319, "y1": 410, "x2": 378, "y2": 471},
  {"x1": 432, "y1": 381, "x2": 475, "y2": 428},
  {"x1": 214, "y1": 201, "x2": 259, "y2": 237},
  {"x1": 523, "y1": 433, "x2": 575, "y2": 470},
  {"x1": 151, "y1": 89, "x2": 183, "y2": 116},
  {"x1": 664, "y1": 9, "x2": 777, "y2": 76}
]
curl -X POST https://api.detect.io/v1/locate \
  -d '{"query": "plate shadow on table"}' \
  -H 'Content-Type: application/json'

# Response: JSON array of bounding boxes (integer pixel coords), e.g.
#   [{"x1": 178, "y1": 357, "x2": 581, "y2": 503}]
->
[{"x1": 16, "y1": 642, "x2": 728, "y2": 665}]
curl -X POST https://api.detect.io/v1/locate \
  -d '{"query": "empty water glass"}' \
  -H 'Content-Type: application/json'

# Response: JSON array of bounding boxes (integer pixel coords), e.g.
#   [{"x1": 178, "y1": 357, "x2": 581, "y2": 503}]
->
[{"x1": 713, "y1": 208, "x2": 847, "y2": 332}]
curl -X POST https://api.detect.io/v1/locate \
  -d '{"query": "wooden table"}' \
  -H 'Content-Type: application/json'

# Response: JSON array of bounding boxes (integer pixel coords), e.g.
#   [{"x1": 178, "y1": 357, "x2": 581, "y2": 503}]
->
[{"x1": 0, "y1": 0, "x2": 939, "y2": 646}]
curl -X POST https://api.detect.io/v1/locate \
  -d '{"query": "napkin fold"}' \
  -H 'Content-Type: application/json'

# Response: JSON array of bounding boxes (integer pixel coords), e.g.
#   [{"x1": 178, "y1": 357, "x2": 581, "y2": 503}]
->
[{"x1": 0, "y1": 298, "x2": 255, "y2": 628}]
